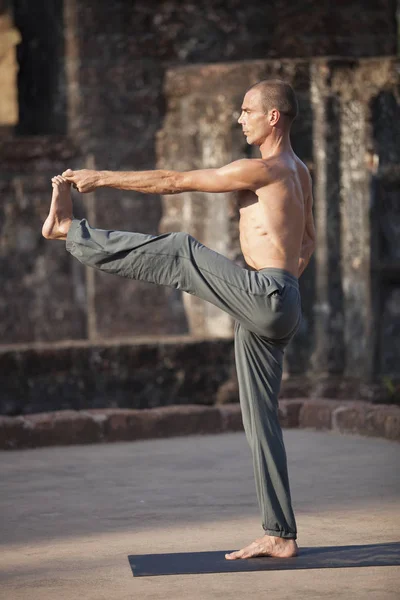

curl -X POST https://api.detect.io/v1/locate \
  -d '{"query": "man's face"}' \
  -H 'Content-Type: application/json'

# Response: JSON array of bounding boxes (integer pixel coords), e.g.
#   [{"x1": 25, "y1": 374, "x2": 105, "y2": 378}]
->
[{"x1": 238, "y1": 89, "x2": 271, "y2": 146}]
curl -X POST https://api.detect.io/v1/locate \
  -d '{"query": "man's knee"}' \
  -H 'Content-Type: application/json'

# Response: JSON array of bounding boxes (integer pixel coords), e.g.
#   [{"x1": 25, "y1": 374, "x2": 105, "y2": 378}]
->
[
  {"x1": 170, "y1": 231, "x2": 196, "y2": 255},
  {"x1": 171, "y1": 231, "x2": 189, "y2": 245}
]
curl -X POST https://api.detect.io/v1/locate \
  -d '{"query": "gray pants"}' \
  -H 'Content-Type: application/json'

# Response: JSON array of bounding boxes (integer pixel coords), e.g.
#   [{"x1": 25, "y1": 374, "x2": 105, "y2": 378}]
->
[{"x1": 66, "y1": 219, "x2": 302, "y2": 539}]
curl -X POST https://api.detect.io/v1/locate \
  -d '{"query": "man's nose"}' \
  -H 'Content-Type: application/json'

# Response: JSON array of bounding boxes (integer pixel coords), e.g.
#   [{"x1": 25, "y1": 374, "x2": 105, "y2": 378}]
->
[{"x1": 238, "y1": 112, "x2": 244, "y2": 124}]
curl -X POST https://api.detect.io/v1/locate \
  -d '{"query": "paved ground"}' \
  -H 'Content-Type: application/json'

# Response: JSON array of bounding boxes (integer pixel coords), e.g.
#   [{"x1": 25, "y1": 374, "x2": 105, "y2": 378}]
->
[{"x1": 1, "y1": 429, "x2": 399, "y2": 600}]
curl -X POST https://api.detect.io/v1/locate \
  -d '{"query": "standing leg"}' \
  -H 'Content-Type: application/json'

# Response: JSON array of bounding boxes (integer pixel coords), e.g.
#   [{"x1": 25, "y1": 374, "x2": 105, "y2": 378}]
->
[
  {"x1": 225, "y1": 323, "x2": 298, "y2": 559},
  {"x1": 235, "y1": 322, "x2": 296, "y2": 537}
]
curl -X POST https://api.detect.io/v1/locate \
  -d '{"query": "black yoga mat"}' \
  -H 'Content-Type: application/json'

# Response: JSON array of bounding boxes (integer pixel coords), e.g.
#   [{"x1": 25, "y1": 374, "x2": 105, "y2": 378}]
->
[{"x1": 128, "y1": 541, "x2": 400, "y2": 577}]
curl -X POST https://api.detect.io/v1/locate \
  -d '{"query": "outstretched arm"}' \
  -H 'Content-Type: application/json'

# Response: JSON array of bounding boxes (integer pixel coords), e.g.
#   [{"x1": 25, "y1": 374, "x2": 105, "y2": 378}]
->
[{"x1": 62, "y1": 160, "x2": 270, "y2": 195}]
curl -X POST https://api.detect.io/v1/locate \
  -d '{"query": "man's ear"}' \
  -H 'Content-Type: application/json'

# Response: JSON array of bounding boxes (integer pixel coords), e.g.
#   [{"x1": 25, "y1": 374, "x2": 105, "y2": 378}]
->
[{"x1": 269, "y1": 108, "x2": 280, "y2": 126}]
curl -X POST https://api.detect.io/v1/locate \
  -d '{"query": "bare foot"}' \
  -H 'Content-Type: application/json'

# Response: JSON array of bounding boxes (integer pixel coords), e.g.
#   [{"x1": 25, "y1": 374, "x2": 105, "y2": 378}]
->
[
  {"x1": 42, "y1": 175, "x2": 73, "y2": 240},
  {"x1": 225, "y1": 534, "x2": 298, "y2": 560}
]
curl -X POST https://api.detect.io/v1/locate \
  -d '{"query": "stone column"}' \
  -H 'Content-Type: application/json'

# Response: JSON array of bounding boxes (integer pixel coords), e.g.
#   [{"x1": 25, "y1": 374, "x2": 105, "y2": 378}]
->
[
  {"x1": 309, "y1": 61, "x2": 345, "y2": 387},
  {"x1": 310, "y1": 57, "x2": 399, "y2": 393},
  {"x1": 158, "y1": 84, "x2": 242, "y2": 337},
  {"x1": 0, "y1": 10, "x2": 20, "y2": 131},
  {"x1": 338, "y1": 94, "x2": 373, "y2": 381}
]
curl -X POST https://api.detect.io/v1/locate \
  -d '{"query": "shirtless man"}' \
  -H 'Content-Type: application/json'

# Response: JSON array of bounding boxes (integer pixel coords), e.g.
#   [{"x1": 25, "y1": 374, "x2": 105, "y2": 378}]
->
[{"x1": 42, "y1": 79, "x2": 316, "y2": 560}]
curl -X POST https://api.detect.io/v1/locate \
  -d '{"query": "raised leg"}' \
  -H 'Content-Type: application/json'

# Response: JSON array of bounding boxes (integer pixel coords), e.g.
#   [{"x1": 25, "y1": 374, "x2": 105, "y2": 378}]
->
[
  {"x1": 64, "y1": 218, "x2": 290, "y2": 337},
  {"x1": 42, "y1": 176, "x2": 73, "y2": 240}
]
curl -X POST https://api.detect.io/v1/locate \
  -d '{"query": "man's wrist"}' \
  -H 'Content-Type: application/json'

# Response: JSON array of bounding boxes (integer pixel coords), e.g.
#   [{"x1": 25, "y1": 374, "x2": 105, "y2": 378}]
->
[{"x1": 96, "y1": 170, "x2": 108, "y2": 188}]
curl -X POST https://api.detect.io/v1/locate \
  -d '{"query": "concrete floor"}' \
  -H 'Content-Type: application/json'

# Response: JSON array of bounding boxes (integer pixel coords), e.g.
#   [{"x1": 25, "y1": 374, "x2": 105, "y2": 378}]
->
[{"x1": 1, "y1": 430, "x2": 399, "y2": 599}]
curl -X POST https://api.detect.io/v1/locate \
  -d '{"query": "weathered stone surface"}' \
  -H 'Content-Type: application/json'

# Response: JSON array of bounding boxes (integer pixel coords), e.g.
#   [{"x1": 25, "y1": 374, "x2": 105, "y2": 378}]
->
[
  {"x1": 381, "y1": 288, "x2": 400, "y2": 376},
  {"x1": 384, "y1": 410, "x2": 400, "y2": 441},
  {"x1": 310, "y1": 64, "x2": 345, "y2": 376},
  {"x1": 1, "y1": 400, "x2": 398, "y2": 450},
  {"x1": 0, "y1": 415, "x2": 25, "y2": 449},
  {"x1": 308, "y1": 58, "x2": 400, "y2": 387},
  {"x1": 215, "y1": 377, "x2": 239, "y2": 405},
  {"x1": 219, "y1": 404, "x2": 243, "y2": 432},
  {"x1": 278, "y1": 400, "x2": 304, "y2": 428},
  {"x1": 84, "y1": 405, "x2": 223, "y2": 442},
  {"x1": 0, "y1": 338, "x2": 235, "y2": 415},
  {"x1": 299, "y1": 399, "x2": 339, "y2": 430},
  {"x1": 0, "y1": 0, "x2": 399, "y2": 405},
  {"x1": 280, "y1": 376, "x2": 312, "y2": 399},
  {"x1": 0, "y1": 138, "x2": 87, "y2": 344},
  {"x1": 332, "y1": 402, "x2": 400, "y2": 440},
  {"x1": 0, "y1": 411, "x2": 103, "y2": 449}
]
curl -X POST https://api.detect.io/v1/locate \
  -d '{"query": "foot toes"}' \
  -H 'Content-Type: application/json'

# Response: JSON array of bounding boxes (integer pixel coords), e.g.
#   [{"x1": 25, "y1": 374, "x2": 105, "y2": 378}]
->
[{"x1": 225, "y1": 550, "x2": 243, "y2": 560}]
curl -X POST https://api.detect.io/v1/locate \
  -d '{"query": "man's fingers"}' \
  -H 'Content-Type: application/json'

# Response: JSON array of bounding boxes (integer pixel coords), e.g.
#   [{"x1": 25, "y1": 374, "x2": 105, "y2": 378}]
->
[{"x1": 62, "y1": 169, "x2": 80, "y2": 190}]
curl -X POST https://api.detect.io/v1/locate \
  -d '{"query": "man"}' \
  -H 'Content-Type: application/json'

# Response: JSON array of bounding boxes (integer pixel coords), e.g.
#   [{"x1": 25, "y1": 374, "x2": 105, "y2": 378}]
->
[{"x1": 42, "y1": 79, "x2": 316, "y2": 560}]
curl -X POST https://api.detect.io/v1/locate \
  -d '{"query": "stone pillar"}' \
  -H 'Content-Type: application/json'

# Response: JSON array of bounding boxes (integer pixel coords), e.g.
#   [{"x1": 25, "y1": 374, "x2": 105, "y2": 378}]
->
[
  {"x1": 333, "y1": 58, "x2": 399, "y2": 385},
  {"x1": 0, "y1": 11, "x2": 20, "y2": 130},
  {"x1": 339, "y1": 94, "x2": 373, "y2": 380},
  {"x1": 158, "y1": 82, "x2": 242, "y2": 337},
  {"x1": 369, "y1": 74, "x2": 400, "y2": 383},
  {"x1": 309, "y1": 62, "x2": 345, "y2": 384},
  {"x1": 310, "y1": 57, "x2": 399, "y2": 394}
]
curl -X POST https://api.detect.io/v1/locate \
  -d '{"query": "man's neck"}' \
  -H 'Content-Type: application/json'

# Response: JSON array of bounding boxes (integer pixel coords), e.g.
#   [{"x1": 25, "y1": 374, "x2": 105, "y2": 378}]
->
[{"x1": 259, "y1": 130, "x2": 292, "y2": 159}]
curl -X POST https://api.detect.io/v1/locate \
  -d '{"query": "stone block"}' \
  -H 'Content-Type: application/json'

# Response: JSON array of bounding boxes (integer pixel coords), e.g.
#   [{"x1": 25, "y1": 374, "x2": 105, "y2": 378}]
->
[
  {"x1": 215, "y1": 378, "x2": 239, "y2": 405},
  {"x1": 278, "y1": 400, "x2": 304, "y2": 428},
  {"x1": 0, "y1": 415, "x2": 25, "y2": 449},
  {"x1": 149, "y1": 405, "x2": 223, "y2": 437},
  {"x1": 331, "y1": 404, "x2": 367, "y2": 435},
  {"x1": 219, "y1": 404, "x2": 244, "y2": 433},
  {"x1": 332, "y1": 403, "x2": 400, "y2": 441},
  {"x1": 97, "y1": 405, "x2": 222, "y2": 442},
  {"x1": 299, "y1": 399, "x2": 338, "y2": 430},
  {"x1": 85, "y1": 408, "x2": 148, "y2": 442},
  {"x1": 0, "y1": 339, "x2": 235, "y2": 415},
  {"x1": 384, "y1": 410, "x2": 400, "y2": 441},
  {"x1": 8, "y1": 411, "x2": 104, "y2": 449}
]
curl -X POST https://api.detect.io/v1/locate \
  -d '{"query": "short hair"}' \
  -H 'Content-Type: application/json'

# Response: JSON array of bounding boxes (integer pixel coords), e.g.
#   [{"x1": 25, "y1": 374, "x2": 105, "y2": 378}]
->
[{"x1": 248, "y1": 79, "x2": 298, "y2": 122}]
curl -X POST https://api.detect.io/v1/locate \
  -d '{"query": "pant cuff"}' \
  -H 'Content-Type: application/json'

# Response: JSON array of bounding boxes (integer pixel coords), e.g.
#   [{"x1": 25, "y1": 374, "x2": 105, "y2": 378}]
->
[
  {"x1": 65, "y1": 218, "x2": 82, "y2": 248},
  {"x1": 263, "y1": 527, "x2": 297, "y2": 540}
]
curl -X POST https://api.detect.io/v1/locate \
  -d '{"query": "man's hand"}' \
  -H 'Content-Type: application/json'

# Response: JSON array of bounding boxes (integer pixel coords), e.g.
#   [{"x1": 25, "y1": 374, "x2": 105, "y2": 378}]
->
[{"x1": 62, "y1": 169, "x2": 101, "y2": 193}]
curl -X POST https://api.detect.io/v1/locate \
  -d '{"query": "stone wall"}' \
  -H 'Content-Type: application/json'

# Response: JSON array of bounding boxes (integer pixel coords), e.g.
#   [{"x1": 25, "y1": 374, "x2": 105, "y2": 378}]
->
[
  {"x1": 59, "y1": 0, "x2": 396, "y2": 338},
  {"x1": 0, "y1": 338, "x2": 235, "y2": 416},
  {"x1": 1, "y1": 0, "x2": 397, "y2": 345},
  {"x1": 0, "y1": 1, "x2": 399, "y2": 413},
  {"x1": 0, "y1": 137, "x2": 88, "y2": 343}
]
